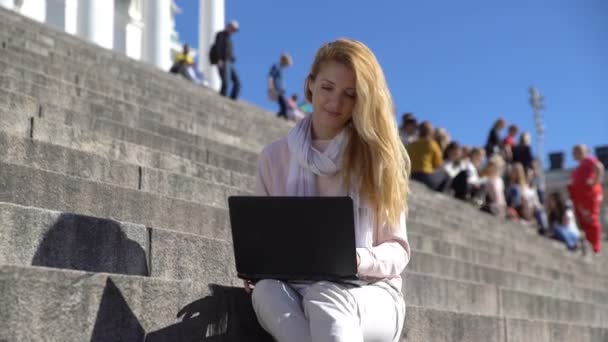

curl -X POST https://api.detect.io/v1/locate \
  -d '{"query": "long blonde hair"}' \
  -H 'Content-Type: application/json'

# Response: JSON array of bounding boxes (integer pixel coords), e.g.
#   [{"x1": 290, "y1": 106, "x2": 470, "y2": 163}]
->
[{"x1": 305, "y1": 39, "x2": 411, "y2": 227}]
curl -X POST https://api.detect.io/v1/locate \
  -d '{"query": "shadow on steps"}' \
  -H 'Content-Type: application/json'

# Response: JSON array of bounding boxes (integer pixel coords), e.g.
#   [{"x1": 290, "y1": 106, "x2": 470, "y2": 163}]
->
[
  {"x1": 31, "y1": 213, "x2": 149, "y2": 276},
  {"x1": 89, "y1": 279, "x2": 271, "y2": 342},
  {"x1": 145, "y1": 284, "x2": 272, "y2": 342}
]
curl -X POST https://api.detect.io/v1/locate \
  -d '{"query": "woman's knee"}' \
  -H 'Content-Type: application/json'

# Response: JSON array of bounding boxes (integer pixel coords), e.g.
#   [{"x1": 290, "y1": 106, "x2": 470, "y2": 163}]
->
[{"x1": 251, "y1": 279, "x2": 284, "y2": 310}]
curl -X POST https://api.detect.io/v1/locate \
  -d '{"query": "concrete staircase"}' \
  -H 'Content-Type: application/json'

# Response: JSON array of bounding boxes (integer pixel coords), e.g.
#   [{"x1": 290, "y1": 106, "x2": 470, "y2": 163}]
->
[{"x1": 1, "y1": 7, "x2": 608, "y2": 341}]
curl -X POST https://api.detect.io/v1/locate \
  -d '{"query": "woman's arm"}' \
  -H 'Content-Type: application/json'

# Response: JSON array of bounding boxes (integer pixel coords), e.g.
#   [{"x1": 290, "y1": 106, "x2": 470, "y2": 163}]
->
[
  {"x1": 593, "y1": 160, "x2": 605, "y2": 185},
  {"x1": 255, "y1": 149, "x2": 272, "y2": 196},
  {"x1": 356, "y1": 212, "x2": 410, "y2": 278}
]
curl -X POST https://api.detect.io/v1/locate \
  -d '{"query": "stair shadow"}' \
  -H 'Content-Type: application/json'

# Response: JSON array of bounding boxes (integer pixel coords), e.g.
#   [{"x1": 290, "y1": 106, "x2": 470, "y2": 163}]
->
[
  {"x1": 146, "y1": 284, "x2": 273, "y2": 342},
  {"x1": 31, "y1": 213, "x2": 149, "y2": 276},
  {"x1": 91, "y1": 277, "x2": 145, "y2": 342}
]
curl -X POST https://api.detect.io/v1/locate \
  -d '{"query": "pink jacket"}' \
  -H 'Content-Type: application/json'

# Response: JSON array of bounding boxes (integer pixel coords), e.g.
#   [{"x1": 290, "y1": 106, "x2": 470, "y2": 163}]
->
[{"x1": 255, "y1": 138, "x2": 411, "y2": 289}]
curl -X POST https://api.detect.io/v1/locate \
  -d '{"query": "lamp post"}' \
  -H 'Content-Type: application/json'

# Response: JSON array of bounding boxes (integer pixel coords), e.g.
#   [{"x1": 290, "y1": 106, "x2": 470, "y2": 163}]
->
[{"x1": 529, "y1": 86, "x2": 546, "y2": 190}]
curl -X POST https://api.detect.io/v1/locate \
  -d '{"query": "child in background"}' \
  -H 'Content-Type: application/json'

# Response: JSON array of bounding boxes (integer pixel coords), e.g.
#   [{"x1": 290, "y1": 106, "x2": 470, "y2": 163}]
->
[{"x1": 546, "y1": 192, "x2": 582, "y2": 251}]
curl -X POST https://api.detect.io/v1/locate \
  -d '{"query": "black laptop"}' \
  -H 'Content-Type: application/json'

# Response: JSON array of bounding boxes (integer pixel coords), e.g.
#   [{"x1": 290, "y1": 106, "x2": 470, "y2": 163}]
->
[{"x1": 227, "y1": 196, "x2": 359, "y2": 283}]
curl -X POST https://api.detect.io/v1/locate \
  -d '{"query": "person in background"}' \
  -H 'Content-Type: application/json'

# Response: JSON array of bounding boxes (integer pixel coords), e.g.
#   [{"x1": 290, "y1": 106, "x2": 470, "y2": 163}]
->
[
  {"x1": 569, "y1": 144, "x2": 605, "y2": 254},
  {"x1": 170, "y1": 44, "x2": 203, "y2": 84},
  {"x1": 442, "y1": 141, "x2": 465, "y2": 182},
  {"x1": 251, "y1": 39, "x2": 409, "y2": 341},
  {"x1": 481, "y1": 155, "x2": 507, "y2": 217},
  {"x1": 503, "y1": 124, "x2": 519, "y2": 162},
  {"x1": 399, "y1": 113, "x2": 418, "y2": 146},
  {"x1": 506, "y1": 163, "x2": 548, "y2": 231},
  {"x1": 286, "y1": 94, "x2": 306, "y2": 121},
  {"x1": 546, "y1": 192, "x2": 582, "y2": 251},
  {"x1": 485, "y1": 118, "x2": 506, "y2": 158},
  {"x1": 452, "y1": 147, "x2": 486, "y2": 203},
  {"x1": 268, "y1": 53, "x2": 294, "y2": 119},
  {"x1": 528, "y1": 159, "x2": 546, "y2": 205},
  {"x1": 407, "y1": 121, "x2": 450, "y2": 191},
  {"x1": 512, "y1": 132, "x2": 534, "y2": 171},
  {"x1": 434, "y1": 127, "x2": 451, "y2": 153},
  {"x1": 214, "y1": 20, "x2": 240, "y2": 99}
]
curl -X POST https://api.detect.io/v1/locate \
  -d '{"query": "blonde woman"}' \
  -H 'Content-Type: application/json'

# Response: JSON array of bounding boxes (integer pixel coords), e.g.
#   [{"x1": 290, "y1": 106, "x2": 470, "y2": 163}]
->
[{"x1": 250, "y1": 39, "x2": 410, "y2": 342}]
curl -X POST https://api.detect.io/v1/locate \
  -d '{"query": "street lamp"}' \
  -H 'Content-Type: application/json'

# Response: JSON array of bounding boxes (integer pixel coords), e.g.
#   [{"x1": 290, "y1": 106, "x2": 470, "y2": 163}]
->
[{"x1": 529, "y1": 86, "x2": 546, "y2": 190}]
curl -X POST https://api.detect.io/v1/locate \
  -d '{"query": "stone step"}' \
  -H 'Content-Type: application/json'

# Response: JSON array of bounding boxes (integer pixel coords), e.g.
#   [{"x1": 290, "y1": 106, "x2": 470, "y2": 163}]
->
[
  {"x1": 407, "y1": 183, "x2": 608, "y2": 269},
  {"x1": 0, "y1": 57, "x2": 283, "y2": 154},
  {"x1": 0, "y1": 130, "x2": 245, "y2": 209},
  {"x1": 0, "y1": 80, "x2": 261, "y2": 167},
  {"x1": 0, "y1": 19, "x2": 285, "y2": 119},
  {"x1": 0, "y1": 103, "x2": 258, "y2": 176},
  {"x1": 407, "y1": 216, "x2": 608, "y2": 282},
  {"x1": 409, "y1": 201, "x2": 608, "y2": 274},
  {"x1": 408, "y1": 250, "x2": 608, "y2": 304},
  {"x1": 0, "y1": 22, "x2": 277, "y2": 122},
  {"x1": 407, "y1": 230, "x2": 606, "y2": 290},
  {"x1": 0, "y1": 36, "x2": 291, "y2": 147},
  {"x1": 0, "y1": 201, "x2": 237, "y2": 285},
  {"x1": 0, "y1": 160, "x2": 230, "y2": 240},
  {"x1": 1, "y1": 263, "x2": 607, "y2": 341},
  {"x1": 403, "y1": 306, "x2": 608, "y2": 342},
  {"x1": 0, "y1": 104, "x2": 255, "y2": 188},
  {"x1": 0, "y1": 264, "x2": 269, "y2": 342}
]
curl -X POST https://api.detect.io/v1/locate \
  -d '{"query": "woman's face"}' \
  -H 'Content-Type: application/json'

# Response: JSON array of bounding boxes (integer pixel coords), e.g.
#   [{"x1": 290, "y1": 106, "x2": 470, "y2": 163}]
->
[{"x1": 309, "y1": 61, "x2": 356, "y2": 139}]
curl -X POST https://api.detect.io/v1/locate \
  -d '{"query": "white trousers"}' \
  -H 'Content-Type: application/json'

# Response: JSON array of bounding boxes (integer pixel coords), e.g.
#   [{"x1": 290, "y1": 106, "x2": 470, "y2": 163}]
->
[{"x1": 251, "y1": 280, "x2": 405, "y2": 342}]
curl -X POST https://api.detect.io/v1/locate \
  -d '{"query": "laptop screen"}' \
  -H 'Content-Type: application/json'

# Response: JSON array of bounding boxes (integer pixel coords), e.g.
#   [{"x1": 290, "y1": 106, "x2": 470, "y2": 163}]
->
[{"x1": 228, "y1": 196, "x2": 358, "y2": 281}]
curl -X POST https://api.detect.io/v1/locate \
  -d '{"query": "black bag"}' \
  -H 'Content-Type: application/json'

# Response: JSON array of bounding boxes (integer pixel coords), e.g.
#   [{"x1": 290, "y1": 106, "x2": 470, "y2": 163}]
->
[{"x1": 209, "y1": 43, "x2": 219, "y2": 65}]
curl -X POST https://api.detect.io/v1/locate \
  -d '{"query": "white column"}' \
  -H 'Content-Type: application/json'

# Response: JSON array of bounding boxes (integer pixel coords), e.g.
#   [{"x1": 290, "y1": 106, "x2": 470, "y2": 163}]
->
[
  {"x1": 64, "y1": 0, "x2": 77, "y2": 34},
  {"x1": 126, "y1": 0, "x2": 143, "y2": 60},
  {"x1": 125, "y1": 19, "x2": 143, "y2": 60},
  {"x1": 113, "y1": 0, "x2": 128, "y2": 55},
  {"x1": 77, "y1": 0, "x2": 114, "y2": 49},
  {"x1": 0, "y1": 0, "x2": 14, "y2": 10},
  {"x1": 114, "y1": 0, "x2": 143, "y2": 60},
  {"x1": 199, "y1": 0, "x2": 224, "y2": 91},
  {"x1": 143, "y1": 0, "x2": 172, "y2": 70},
  {"x1": 18, "y1": 0, "x2": 46, "y2": 22},
  {"x1": 46, "y1": 0, "x2": 66, "y2": 31}
]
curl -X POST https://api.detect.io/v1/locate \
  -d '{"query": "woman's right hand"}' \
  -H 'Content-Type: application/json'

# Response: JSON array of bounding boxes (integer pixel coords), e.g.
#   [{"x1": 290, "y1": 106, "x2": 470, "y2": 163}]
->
[{"x1": 243, "y1": 279, "x2": 253, "y2": 294}]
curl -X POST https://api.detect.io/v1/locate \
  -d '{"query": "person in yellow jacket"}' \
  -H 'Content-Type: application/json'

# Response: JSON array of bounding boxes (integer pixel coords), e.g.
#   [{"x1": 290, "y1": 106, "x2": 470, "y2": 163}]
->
[
  {"x1": 170, "y1": 44, "x2": 203, "y2": 85},
  {"x1": 406, "y1": 121, "x2": 450, "y2": 191}
]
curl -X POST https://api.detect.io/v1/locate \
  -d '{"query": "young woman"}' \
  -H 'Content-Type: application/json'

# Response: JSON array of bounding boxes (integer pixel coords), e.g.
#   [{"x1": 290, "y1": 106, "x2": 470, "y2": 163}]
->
[
  {"x1": 481, "y1": 155, "x2": 507, "y2": 217},
  {"x1": 506, "y1": 163, "x2": 548, "y2": 231},
  {"x1": 546, "y1": 192, "x2": 582, "y2": 251},
  {"x1": 568, "y1": 144, "x2": 605, "y2": 253},
  {"x1": 250, "y1": 39, "x2": 410, "y2": 342}
]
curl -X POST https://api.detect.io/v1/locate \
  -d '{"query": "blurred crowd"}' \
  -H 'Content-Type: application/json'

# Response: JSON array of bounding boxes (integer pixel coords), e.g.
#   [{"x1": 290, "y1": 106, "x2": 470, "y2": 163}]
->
[{"x1": 400, "y1": 113, "x2": 605, "y2": 255}]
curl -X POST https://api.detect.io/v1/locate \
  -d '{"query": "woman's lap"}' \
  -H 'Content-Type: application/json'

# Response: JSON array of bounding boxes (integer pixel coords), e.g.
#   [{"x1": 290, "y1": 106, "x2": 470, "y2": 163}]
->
[{"x1": 252, "y1": 279, "x2": 405, "y2": 342}]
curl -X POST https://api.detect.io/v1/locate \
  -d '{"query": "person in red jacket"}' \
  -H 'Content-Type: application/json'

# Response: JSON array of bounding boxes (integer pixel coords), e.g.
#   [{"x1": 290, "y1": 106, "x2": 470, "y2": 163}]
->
[{"x1": 568, "y1": 144, "x2": 605, "y2": 253}]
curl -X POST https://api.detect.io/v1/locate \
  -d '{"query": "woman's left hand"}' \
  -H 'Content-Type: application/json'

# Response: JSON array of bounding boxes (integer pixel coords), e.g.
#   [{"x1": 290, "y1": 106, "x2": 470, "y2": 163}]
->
[{"x1": 243, "y1": 280, "x2": 253, "y2": 294}]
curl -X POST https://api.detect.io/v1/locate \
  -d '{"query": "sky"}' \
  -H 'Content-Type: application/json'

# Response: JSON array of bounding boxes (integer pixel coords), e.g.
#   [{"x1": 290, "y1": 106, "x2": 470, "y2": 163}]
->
[{"x1": 175, "y1": 0, "x2": 608, "y2": 168}]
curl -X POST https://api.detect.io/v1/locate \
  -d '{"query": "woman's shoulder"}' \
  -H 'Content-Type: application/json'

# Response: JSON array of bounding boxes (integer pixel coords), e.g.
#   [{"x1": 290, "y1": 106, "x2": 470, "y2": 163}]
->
[{"x1": 260, "y1": 137, "x2": 290, "y2": 163}]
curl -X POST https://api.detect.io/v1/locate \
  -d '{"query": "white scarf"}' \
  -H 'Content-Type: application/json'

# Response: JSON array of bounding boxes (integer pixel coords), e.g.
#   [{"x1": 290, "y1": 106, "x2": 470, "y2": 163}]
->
[{"x1": 286, "y1": 115, "x2": 374, "y2": 248}]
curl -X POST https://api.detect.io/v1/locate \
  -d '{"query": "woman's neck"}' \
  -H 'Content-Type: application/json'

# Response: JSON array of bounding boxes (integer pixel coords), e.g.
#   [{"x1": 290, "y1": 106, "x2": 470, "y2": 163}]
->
[{"x1": 311, "y1": 117, "x2": 342, "y2": 140}]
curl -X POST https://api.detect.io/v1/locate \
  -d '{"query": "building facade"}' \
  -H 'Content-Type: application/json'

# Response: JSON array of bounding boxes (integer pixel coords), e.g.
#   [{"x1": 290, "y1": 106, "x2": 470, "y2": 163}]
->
[{"x1": 0, "y1": 0, "x2": 224, "y2": 89}]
